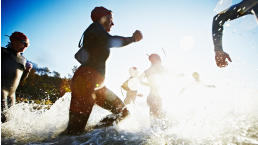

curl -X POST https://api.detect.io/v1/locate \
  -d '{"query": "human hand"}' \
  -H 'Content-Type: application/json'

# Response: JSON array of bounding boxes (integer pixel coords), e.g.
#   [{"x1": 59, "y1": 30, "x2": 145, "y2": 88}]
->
[
  {"x1": 215, "y1": 50, "x2": 232, "y2": 68},
  {"x1": 26, "y1": 62, "x2": 33, "y2": 71},
  {"x1": 132, "y1": 30, "x2": 143, "y2": 42}
]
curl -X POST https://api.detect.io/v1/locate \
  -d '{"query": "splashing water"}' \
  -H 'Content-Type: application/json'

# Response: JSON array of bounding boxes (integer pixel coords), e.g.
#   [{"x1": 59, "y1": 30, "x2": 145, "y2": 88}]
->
[{"x1": 1, "y1": 76, "x2": 258, "y2": 145}]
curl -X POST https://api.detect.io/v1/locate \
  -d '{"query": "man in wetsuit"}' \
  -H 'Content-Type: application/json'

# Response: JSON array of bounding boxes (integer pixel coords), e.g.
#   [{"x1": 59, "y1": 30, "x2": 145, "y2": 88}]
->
[
  {"x1": 64, "y1": 7, "x2": 143, "y2": 135},
  {"x1": 1, "y1": 31, "x2": 33, "y2": 122},
  {"x1": 212, "y1": 0, "x2": 258, "y2": 68}
]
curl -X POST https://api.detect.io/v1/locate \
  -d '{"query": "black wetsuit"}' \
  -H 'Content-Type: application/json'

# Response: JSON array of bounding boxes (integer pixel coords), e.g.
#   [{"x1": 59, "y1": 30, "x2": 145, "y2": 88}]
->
[
  {"x1": 1, "y1": 47, "x2": 29, "y2": 122},
  {"x1": 212, "y1": 0, "x2": 258, "y2": 51},
  {"x1": 66, "y1": 22, "x2": 134, "y2": 134},
  {"x1": 83, "y1": 22, "x2": 134, "y2": 75}
]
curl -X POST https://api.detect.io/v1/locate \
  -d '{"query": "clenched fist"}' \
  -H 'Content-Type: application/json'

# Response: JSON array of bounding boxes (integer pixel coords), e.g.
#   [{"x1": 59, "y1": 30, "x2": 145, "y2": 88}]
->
[{"x1": 132, "y1": 30, "x2": 143, "y2": 42}]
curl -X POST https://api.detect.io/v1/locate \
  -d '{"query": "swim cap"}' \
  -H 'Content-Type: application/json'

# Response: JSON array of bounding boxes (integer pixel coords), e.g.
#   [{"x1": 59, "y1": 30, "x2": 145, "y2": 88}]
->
[
  {"x1": 149, "y1": 54, "x2": 161, "y2": 62},
  {"x1": 10, "y1": 31, "x2": 28, "y2": 42},
  {"x1": 91, "y1": 6, "x2": 112, "y2": 22}
]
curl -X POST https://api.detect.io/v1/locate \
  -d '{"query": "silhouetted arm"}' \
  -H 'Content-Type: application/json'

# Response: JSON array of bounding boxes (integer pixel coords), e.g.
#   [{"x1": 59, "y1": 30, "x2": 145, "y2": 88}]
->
[
  {"x1": 90, "y1": 22, "x2": 134, "y2": 48},
  {"x1": 108, "y1": 35, "x2": 134, "y2": 48},
  {"x1": 212, "y1": 0, "x2": 257, "y2": 51}
]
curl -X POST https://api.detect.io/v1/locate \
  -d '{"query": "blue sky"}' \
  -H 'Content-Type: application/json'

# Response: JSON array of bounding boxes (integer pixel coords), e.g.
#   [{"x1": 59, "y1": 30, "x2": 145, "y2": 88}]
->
[{"x1": 2, "y1": 0, "x2": 258, "y2": 91}]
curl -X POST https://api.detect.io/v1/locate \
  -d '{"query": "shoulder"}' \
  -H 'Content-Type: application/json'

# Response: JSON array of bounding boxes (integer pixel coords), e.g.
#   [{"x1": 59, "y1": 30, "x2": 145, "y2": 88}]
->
[
  {"x1": 87, "y1": 22, "x2": 101, "y2": 31},
  {"x1": 87, "y1": 22, "x2": 97, "y2": 29},
  {"x1": 85, "y1": 22, "x2": 102, "y2": 36},
  {"x1": 90, "y1": 22, "x2": 107, "y2": 33}
]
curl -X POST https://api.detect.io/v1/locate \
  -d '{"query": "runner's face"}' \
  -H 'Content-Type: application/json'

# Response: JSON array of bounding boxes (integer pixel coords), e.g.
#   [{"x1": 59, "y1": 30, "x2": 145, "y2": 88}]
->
[
  {"x1": 12, "y1": 40, "x2": 29, "y2": 53},
  {"x1": 102, "y1": 14, "x2": 114, "y2": 32}
]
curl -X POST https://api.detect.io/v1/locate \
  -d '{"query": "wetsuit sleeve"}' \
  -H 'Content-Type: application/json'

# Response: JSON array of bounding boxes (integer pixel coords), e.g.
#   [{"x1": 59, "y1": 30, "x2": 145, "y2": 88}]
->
[
  {"x1": 212, "y1": 0, "x2": 256, "y2": 51},
  {"x1": 108, "y1": 36, "x2": 134, "y2": 48},
  {"x1": 91, "y1": 23, "x2": 134, "y2": 48}
]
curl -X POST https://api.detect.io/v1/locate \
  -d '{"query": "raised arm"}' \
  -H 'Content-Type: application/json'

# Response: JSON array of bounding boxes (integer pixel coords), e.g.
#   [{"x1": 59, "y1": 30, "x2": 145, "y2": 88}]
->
[
  {"x1": 109, "y1": 30, "x2": 143, "y2": 48},
  {"x1": 212, "y1": 0, "x2": 257, "y2": 67},
  {"x1": 88, "y1": 23, "x2": 142, "y2": 48},
  {"x1": 212, "y1": 0, "x2": 257, "y2": 51},
  {"x1": 108, "y1": 36, "x2": 135, "y2": 48}
]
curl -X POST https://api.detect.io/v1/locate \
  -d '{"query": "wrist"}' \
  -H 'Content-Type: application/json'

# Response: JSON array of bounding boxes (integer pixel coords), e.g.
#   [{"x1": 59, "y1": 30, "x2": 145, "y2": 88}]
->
[
  {"x1": 131, "y1": 36, "x2": 136, "y2": 42},
  {"x1": 214, "y1": 47, "x2": 223, "y2": 52}
]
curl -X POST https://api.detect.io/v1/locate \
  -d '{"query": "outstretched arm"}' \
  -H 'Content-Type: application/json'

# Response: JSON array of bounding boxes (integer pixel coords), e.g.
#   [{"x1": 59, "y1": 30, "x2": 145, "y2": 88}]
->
[
  {"x1": 212, "y1": 0, "x2": 255, "y2": 51},
  {"x1": 109, "y1": 30, "x2": 143, "y2": 48},
  {"x1": 109, "y1": 36, "x2": 135, "y2": 48},
  {"x1": 212, "y1": 0, "x2": 257, "y2": 67},
  {"x1": 89, "y1": 23, "x2": 143, "y2": 48}
]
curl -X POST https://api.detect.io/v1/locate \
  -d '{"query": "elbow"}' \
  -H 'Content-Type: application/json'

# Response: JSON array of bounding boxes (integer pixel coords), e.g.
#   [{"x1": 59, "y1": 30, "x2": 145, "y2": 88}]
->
[
  {"x1": 212, "y1": 14, "x2": 223, "y2": 34},
  {"x1": 213, "y1": 14, "x2": 219, "y2": 22},
  {"x1": 212, "y1": 14, "x2": 220, "y2": 28}
]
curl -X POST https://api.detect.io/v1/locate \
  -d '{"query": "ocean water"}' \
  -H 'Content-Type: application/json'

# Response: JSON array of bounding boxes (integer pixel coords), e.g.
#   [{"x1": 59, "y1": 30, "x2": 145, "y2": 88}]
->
[{"x1": 1, "y1": 78, "x2": 258, "y2": 145}]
